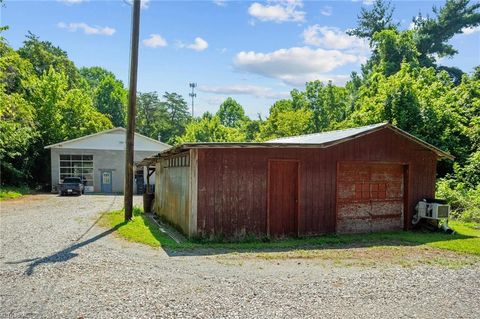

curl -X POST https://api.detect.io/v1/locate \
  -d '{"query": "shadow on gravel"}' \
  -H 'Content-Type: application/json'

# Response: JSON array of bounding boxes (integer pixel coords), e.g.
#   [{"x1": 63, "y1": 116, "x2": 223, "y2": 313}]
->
[{"x1": 5, "y1": 223, "x2": 126, "y2": 276}]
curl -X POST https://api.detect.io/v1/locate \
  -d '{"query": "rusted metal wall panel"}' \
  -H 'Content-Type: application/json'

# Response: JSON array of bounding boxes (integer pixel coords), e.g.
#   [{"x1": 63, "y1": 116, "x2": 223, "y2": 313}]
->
[
  {"x1": 193, "y1": 127, "x2": 437, "y2": 237},
  {"x1": 154, "y1": 157, "x2": 191, "y2": 234}
]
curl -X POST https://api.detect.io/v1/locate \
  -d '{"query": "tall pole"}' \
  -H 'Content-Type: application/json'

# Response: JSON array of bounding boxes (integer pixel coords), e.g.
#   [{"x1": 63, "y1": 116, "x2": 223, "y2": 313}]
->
[
  {"x1": 124, "y1": 0, "x2": 141, "y2": 221},
  {"x1": 189, "y1": 82, "x2": 197, "y2": 117}
]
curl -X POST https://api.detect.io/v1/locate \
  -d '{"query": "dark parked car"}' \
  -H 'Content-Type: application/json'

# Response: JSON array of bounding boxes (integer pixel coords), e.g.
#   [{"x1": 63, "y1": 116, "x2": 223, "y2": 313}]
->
[{"x1": 59, "y1": 177, "x2": 84, "y2": 196}]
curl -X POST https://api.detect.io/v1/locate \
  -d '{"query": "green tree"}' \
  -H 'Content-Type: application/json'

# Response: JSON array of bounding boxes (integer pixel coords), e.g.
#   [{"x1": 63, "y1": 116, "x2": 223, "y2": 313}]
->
[
  {"x1": 93, "y1": 75, "x2": 127, "y2": 127},
  {"x1": 347, "y1": 0, "x2": 398, "y2": 45},
  {"x1": 258, "y1": 99, "x2": 315, "y2": 141},
  {"x1": 80, "y1": 66, "x2": 117, "y2": 89},
  {"x1": 62, "y1": 89, "x2": 113, "y2": 140},
  {"x1": 18, "y1": 33, "x2": 83, "y2": 88},
  {"x1": 216, "y1": 97, "x2": 248, "y2": 128},
  {"x1": 242, "y1": 114, "x2": 263, "y2": 142},
  {"x1": 372, "y1": 30, "x2": 420, "y2": 76},
  {"x1": 22, "y1": 66, "x2": 112, "y2": 185},
  {"x1": 0, "y1": 40, "x2": 35, "y2": 95},
  {"x1": 27, "y1": 67, "x2": 112, "y2": 145},
  {"x1": 304, "y1": 81, "x2": 350, "y2": 131},
  {"x1": 178, "y1": 115, "x2": 245, "y2": 143},
  {"x1": 412, "y1": 0, "x2": 480, "y2": 67},
  {"x1": 0, "y1": 88, "x2": 37, "y2": 183},
  {"x1": 28, "y1": 67, "x2": 68, "y2": 145},
  {"x1": 162, "y1": 92, "x2": 191, "y2": 143},
  {"x1": 136, "y1": 91, "x2": 169, "y2": 140}
]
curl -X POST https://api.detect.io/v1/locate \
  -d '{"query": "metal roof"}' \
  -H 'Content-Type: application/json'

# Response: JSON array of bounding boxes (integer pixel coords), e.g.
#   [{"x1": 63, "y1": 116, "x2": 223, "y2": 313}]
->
[
  {"x1": 266, "y1": 123, "x2": 386, "y2": 144},
  {"x1": 138, "y1": 122, "x2": 453, "y2": 164}
]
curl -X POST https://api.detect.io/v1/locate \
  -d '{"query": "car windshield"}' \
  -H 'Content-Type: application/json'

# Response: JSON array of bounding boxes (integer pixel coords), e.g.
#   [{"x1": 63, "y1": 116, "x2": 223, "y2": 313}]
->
[{"x1": 63, "y1": 177, "x2": 81, "y2": 183}]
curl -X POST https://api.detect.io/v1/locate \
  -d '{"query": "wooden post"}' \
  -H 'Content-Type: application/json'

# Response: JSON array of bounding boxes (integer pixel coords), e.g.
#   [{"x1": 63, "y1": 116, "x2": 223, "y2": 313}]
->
[
  {"x1": 124, "y1": 0, "x2": 141, "y2": 221},
  {"x1": 146, "y1": 166, "x2": 150, "y2": 193}
]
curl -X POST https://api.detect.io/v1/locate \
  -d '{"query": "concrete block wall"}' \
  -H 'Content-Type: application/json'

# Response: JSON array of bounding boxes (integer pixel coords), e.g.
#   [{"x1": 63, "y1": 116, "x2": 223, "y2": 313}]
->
[{"x1": 50, "y1": 148, "x2": 157, "y2": 193}]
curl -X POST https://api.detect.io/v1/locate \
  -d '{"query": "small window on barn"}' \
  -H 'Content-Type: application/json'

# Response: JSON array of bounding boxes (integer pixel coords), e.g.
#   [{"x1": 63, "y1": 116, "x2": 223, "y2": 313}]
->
[
  {"x1": 355, "y1": 182, "x2": 388, "y2": 200},
  {"x1": 165, "y1": 154, "x2": 190, "y2": 168}
]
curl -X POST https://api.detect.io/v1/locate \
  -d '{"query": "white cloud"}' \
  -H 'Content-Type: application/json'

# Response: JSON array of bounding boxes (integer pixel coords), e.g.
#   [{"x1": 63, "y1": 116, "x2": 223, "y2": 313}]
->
[
  {"x1": 203, "y1": 96, "x2": 226, "y2": 107},
  {"x1": 57, "y1": 0, "x2": 86, "y2": 4},
  {"x1": 199, "y1": 84, "x2": 289, "y2": 99},
  {"x1": 320, "y1": 6, "x2": 332, "y2": 17},
  {"x1": 213, "y1": 0, "x2": 227, "y2": 6},
  {"x1": 351, "y1": 0, "x2": 374, "y2": 4},
  {"x1": 178, "y1": 37, "x2": 209, "y2": 51},
  {"x1": 462, "y1": 26, "x2": 480, "y2": 35},
  {"x1": 248, "y1": 0, "x2": 305, "y2": 23},
  {"x1": 233, "y1": 47, "x2": 363, "y2": 86},
  {"x1": 302, "y1": 25, "x2": 369, "y2": 52},
  {"x1": 143, "y1": 34, "x2": 167, "y2": 48},
  {"x1": 57, "y1": 22, "x2": 116, "y2": 36}
]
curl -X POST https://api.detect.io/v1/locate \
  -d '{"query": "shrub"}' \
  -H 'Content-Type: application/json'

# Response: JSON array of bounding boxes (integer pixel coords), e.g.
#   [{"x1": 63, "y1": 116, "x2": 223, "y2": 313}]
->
[{"x1": 437, "y1": 179, "x2": 480, "y2": 223}]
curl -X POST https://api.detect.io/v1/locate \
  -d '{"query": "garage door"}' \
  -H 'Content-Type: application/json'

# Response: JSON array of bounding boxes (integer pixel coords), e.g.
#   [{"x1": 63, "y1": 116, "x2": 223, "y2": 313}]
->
[{"x1": 336, "y1": 162, "x2": 405, "y2": 233}]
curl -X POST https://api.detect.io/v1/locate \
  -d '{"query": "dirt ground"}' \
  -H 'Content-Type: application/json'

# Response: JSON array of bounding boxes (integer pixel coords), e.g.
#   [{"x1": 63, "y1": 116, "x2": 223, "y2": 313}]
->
[{"x1": 1, "y1": 194, "x2": 479, "y2": 318}]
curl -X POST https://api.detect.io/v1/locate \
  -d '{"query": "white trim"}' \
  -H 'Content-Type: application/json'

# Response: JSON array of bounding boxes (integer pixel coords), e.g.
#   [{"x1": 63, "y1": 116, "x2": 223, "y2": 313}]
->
[{"x1": 45, "y1": 127, "x2": 171, "y2": 149}]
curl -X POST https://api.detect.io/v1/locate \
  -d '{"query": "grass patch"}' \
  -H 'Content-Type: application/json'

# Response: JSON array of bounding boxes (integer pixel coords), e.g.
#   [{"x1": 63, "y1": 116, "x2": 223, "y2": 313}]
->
[
  {"x1": 99, "y1": 207, "x2": 186, "y2": 248},
  {"x1": 101, "y1": 208, "x2": 480, "y2": 257},
  {"x1": 0, "y1": 185, "x2": 32, "y2": 201}
]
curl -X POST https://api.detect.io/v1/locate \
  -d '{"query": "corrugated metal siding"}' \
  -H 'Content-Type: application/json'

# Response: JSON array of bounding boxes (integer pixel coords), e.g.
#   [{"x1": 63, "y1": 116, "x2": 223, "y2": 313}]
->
[
  {"x1": 195, "y1": 128, "x2": 437, "y2": 237},
  {"x1": 154, "y1": 158, "x2": 191, "y2": 234}
]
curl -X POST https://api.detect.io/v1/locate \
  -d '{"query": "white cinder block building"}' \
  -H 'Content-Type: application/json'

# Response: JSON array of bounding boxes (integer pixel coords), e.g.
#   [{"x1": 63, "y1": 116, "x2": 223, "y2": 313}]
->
[{"x1": 45, "y1": 127, "x2": 170, "y2": 194}]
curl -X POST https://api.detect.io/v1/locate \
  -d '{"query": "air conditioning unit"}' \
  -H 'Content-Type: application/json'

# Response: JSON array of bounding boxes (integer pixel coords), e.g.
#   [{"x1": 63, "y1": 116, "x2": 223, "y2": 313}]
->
[{"x1": 413, "y1": 199, "x2": 450, "y2": 224}]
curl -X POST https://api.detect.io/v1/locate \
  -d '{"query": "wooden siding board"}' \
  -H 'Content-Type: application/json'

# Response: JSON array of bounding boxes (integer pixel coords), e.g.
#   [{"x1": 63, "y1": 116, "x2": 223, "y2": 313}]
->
[
  {"x1": 214, "y1": 151, "x2": 222, "y2": 236},
  {"x1": 191, "y1": 128, "x2": 438, "y2": 237}
]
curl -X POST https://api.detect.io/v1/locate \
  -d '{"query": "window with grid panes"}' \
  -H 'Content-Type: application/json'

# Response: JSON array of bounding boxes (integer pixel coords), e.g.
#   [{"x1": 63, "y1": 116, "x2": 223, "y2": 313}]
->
[{"x1": 59, "y1": 154, "x2": 94, "y2": 187}]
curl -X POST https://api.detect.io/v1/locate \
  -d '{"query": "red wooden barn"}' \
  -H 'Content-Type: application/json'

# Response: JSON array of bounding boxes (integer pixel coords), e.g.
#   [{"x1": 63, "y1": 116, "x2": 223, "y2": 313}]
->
[{"x1": 144, "y1": 123, "x2": 452, "y2": 238}]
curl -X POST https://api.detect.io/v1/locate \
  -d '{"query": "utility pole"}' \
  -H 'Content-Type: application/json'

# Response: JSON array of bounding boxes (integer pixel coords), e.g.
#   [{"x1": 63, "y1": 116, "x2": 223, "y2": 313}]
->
[
  {"x1": 124, "y1": 0, "x2": 141, "y2": 221},
  {"x1": 189, "y1": 82, "x2": 197, "y2": 117}
]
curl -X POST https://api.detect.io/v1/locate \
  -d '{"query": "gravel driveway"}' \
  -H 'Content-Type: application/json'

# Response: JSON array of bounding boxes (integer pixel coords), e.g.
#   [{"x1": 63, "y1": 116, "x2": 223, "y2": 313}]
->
[{"x1": 1, "y1": 194, "x2": 479, "y2": 318}]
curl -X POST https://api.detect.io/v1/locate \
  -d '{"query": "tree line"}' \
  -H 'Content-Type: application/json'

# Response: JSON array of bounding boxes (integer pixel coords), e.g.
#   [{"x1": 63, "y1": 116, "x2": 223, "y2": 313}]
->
[
  {"x1": 0, "y1": 0, "x2": 479, "y2": 222},
  {"x1": 0, "y1": 32, "x2": 192, "y2": 186}
]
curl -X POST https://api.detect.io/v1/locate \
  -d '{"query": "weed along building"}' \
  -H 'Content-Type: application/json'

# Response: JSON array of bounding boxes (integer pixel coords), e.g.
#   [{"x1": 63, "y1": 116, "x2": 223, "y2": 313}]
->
[
  {"x1": 145, "y1": 123, "x2": 452, "y2": 238},
  {"x1": 45, "y1": 128, "x2": 170, "y2": 194}
]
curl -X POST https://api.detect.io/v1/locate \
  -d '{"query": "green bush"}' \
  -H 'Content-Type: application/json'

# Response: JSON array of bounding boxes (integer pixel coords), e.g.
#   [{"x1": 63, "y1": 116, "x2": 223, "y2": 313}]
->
[
  {"x1": 437, "y1": 179, "x2": 480, "y2": 223},
  {"x1": 0, "y1": 185, "x2": 32, "y2": 200}
]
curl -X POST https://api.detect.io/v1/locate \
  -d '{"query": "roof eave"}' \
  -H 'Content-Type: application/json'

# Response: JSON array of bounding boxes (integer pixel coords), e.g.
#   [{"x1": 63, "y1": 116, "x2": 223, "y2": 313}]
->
[
  {"x1": 386, "y1": 124, "x2": 454, "y2": 160},
  {"x1": 44, "y1": 127, "x2": 172, "y2": 149},
  {"x1": 147, "y1": 123, "x2": 454, "y2": 161}
]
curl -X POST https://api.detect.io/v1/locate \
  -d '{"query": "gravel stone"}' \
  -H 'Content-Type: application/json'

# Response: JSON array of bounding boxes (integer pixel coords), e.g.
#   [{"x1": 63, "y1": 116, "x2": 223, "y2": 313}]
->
[{"x1": 1, "y1": 194, "x2": 479, "y2": 318}]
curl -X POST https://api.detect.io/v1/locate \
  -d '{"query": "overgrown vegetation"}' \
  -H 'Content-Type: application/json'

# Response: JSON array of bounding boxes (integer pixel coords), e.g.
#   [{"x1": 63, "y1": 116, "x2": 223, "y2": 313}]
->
[
  {"x1": 437, "y1": 180, "x2": 480, "y2": 223},
  {"x1": 0, "y1": 185, "x2": 31, "y2": 201},
  {"x1": 102, "y1": 208, "x2": 480, "y2": 256},
  {"x1": 1, "y1": 0, "x2": 479, "y2": 221}
]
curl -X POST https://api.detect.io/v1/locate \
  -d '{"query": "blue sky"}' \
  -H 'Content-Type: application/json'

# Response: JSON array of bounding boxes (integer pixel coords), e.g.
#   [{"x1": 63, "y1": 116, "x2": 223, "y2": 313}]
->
[{"x1": 2, "y1": 0, "x2": 479, "y2": 118}]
